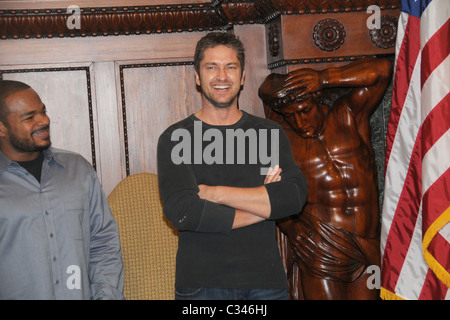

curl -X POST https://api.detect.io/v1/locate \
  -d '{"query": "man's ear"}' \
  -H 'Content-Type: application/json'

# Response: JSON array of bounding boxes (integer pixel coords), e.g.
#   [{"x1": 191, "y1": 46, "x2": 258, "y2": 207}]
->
[
  {"x1": 195, "y1": 70, "x2": 201, "y2": 87},
  {"x1": 0, "y1": 121, "x2": 8, "y2": 138},
  {"x1": 240, "y1": 69, "x2": 245, "y2": 86}
]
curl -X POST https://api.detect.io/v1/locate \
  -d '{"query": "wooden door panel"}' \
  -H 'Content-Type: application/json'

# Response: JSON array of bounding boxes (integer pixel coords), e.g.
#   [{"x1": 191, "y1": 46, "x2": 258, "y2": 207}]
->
[{"x1": 119, "y1": 62, "x2": 201, "y2": 176}]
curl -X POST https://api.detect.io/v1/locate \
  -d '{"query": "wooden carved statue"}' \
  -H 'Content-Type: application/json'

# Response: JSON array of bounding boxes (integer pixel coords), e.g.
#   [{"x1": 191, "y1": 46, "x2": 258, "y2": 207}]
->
[{"x1": 258, "y1": 57, "x2": 393, "y2": 299}]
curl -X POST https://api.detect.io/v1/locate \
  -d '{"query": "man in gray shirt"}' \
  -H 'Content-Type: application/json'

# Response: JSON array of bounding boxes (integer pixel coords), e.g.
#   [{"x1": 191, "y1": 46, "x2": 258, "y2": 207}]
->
[{"x1": 0, "y1": 80, "x2": 124, "y2": 299}]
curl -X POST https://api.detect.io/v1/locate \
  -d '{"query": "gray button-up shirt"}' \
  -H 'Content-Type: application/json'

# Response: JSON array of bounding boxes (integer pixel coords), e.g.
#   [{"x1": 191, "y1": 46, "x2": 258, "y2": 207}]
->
[{"x1": 0, "y1": 148, "x2": 124, "y2": 299}]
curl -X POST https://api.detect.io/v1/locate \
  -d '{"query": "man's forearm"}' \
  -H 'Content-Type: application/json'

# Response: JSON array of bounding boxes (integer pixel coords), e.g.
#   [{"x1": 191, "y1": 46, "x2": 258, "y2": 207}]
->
[
  {"x1": 232, "y1": 209, "x2": 266, "y2": 229},
  {"x1": 198, "y1": 185, "x2": 271, "y2": 219},
  {"x1": 319, "y1": 57, "x2": 390, "y2": 89},
  {"x1": 198, "y1": 166, "x2": 282, "y2": 219}
]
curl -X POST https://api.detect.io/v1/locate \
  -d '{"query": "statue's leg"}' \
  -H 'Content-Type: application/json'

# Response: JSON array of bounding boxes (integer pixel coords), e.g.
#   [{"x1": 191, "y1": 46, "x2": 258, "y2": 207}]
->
[{"x1": 299, "y1": 270, "x2": 379, "y2": 300}]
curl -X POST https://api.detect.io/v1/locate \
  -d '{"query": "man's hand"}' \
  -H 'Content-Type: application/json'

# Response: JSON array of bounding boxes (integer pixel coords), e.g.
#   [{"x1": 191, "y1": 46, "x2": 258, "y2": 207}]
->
[
  {"x1": 264, "y1": 165, "x2": 282, "y2": 184},
  {"x1": 198, "y1": 165, "x2": 283, "y2": 228},
  {"x1": 282, "y1": 68, "x2": 323, "y2": 102},
  {"x1": 197, "y1": 184, "x2": 219, "y2": 203},
  {"x1": 198, "y1": 165, "x2": 282, "y2": 203}
]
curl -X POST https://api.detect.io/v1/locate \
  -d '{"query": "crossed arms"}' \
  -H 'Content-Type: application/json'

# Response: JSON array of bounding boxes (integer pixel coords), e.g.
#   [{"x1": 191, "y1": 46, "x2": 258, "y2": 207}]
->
[
  {"x1": 157, "y1": 126, "x2": 307, "y2": 235},
  {"x1": 198, "y1": 165, "x2": 282, "y2": 229}
]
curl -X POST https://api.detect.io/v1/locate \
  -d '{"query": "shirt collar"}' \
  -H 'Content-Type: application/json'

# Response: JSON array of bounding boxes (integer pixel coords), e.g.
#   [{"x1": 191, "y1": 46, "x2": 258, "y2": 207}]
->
[
  {"x1": 0, "y1": 150, "x2": 12, "y2": 174},
  {"x1": 0, "y1": 148, "x2": 65, "y2": 174},
  {"x1": 43, "y1": 148, "x2": 65, "y2": 168}
]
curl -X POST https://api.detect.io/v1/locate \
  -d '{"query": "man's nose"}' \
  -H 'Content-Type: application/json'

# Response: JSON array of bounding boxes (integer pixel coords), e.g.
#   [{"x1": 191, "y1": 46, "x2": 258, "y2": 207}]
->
[
  {"x1": 294, "y1": 113, "x2": 304, "y2": 126},
  {"x1": 216, "y1": 67, "x2": 228, "y2": 80},
  {"x1": 36, "y1": 113, "x2": 50, "y2": 126}
]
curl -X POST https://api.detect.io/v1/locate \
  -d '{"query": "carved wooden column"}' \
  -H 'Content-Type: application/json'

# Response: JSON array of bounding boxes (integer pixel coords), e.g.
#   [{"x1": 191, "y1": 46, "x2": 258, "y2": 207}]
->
[{"x1": 260, "y1": 0, "x2": 400, "y2": 300}]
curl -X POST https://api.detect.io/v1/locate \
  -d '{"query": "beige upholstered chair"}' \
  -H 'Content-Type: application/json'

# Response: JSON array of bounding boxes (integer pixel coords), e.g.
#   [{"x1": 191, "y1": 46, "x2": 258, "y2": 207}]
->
[{"x1": 108, "y1": 173, "x2": 178, "y2": 300}]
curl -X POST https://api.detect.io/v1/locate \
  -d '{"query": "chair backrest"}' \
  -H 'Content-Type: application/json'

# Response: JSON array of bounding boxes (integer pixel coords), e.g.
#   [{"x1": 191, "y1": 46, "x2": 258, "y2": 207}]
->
[{"x1": 108, "y1": 173, "x2": 178, "y2": 300}]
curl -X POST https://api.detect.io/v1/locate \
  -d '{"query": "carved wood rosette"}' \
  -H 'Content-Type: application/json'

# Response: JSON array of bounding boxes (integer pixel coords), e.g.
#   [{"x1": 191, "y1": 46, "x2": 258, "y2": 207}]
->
[
  {"x1": 0, "y1": 0, "x2": 401, "y2": 71},
  {"x1": 271, "y1": 0, "x2": 399, "y2": 14},
  {"x1": 264, "y1": 0, "x2": 401, "y2": 71},
  {"x1": 313, "y1": 18, "x2": 346, "y2": 52},
  {"x1": 369, "y1": 15, "x2": 398, "y2": 49}
]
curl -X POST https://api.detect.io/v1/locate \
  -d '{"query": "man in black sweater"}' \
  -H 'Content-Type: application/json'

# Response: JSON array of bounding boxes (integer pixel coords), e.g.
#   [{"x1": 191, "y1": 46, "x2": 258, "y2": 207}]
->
[{"x1": 157, "y1": 32, "x2": 307, "y2": 300}]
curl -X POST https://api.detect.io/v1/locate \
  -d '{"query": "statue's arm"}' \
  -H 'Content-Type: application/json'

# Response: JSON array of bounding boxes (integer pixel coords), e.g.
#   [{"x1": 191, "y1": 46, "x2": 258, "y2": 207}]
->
[{"x1": 283, "y1": 57, "x2": 392, "y2": 118}]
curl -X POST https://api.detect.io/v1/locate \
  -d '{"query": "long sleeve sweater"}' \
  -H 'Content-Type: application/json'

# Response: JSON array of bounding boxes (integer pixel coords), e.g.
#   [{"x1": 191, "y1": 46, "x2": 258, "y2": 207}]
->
[{"x1": 157, "y1": 111, "x2": 307, "y2": 289}]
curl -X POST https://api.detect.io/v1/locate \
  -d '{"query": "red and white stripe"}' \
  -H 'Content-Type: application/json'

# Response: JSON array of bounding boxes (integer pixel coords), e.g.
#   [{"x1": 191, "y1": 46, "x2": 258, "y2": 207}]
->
[{"x1": 380, "y1": 0, "x2": 450, "y2": 300}]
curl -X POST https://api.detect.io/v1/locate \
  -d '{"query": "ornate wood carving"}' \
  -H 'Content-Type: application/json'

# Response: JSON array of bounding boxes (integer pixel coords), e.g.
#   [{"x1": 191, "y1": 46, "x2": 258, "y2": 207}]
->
[
  {"x1": 266, "y1": 5, "x2": 400, "y2": 71},
  {"x1": 369, "y1": 15, "x2": 398, "y2": 49},
  {"x1": 0, "y1": 0, "x2": 401, "y2": 40},
  {"x1": 259, "y1": 57, "x2": 393, "y2": 300},
  {"x1": 268, "y1": 23, "x2": 280, "y2": 57},
  {"x1": 267, "y1": 54, "x2": 392, "y2": 70},
  {"x1": 272, "y1": 0, "x2": 400, "y2": 14},
  {"x1": 313, "y1": 18, "x2": 346, "y2": 52},
  {"x1": 0, "y1": 5, "x2": 223, "y2": 39}
]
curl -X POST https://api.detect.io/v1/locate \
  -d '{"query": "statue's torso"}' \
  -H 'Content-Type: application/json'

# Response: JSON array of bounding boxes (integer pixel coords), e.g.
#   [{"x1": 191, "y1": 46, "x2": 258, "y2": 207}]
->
[{"x1": 287, "y1": 106, "x2": 380, "y2": 237}]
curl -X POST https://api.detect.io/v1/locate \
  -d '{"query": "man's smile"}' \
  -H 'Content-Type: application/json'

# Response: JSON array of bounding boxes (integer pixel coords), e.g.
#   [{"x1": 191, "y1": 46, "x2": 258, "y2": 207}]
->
[{"x1": 32, "y1": 126, "x2": 50, "y2": 138}]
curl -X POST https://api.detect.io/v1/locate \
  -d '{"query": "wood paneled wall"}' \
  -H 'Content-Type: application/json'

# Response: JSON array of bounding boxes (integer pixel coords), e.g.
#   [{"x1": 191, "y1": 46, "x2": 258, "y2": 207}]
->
[
  {"x1": 0, "y1": 0, "x2": 400, "y2": 195},
  {"x1": 0, "y1": 25, "x2": 269, "y2": 195}
]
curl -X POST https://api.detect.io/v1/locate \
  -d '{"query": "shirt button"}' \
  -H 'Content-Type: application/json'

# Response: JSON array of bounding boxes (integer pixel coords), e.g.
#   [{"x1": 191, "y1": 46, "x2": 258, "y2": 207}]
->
[
  {"x1": 50, "y1": 233, "x2": 54, "y2": 238},
  {"x1": 55, "y1": 280, "x2": 59, "y2": 284},
  {"x1": 53, "y1": 256, "x2": 57, "y2": 261}
]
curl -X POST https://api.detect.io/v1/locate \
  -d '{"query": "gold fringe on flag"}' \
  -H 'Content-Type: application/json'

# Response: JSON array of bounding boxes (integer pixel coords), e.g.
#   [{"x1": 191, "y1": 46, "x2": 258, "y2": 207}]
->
[{"x1": 422, "y1": 206, "x2": 450, "y2": 289}]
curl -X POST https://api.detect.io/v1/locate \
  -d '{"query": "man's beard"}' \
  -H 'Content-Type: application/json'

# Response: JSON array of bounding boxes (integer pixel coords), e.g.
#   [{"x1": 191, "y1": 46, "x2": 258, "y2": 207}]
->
[
  {"x1": 9, "y1": 125, "x2": 51, "y2": 153},
  {"x1": 204, "y1": 94, "x2": 236, "y2": 109},
  {"x1": 204, "y1": 89, "x2": 241, "y2": 110}
]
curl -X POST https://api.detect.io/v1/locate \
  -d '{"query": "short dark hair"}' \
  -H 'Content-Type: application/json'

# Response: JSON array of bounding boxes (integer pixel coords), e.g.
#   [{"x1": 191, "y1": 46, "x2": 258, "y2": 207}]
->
[
  {"x1": 194, "y1": 32, "x2": 245, "y2": 75},
  {"x1": 0, "y1": 80, "x2": 31, "y2": 123}
]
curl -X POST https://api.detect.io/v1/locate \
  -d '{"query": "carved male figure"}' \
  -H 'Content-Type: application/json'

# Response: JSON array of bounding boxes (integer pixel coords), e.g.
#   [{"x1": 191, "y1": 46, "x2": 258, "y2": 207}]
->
[{"x1": 259, "y1": 57, "x2": 392, "y2": 299}]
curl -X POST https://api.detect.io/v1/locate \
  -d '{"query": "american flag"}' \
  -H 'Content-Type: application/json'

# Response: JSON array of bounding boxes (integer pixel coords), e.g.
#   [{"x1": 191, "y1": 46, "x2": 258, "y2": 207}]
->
[{"x1": 380, "y1": 0, "x2": 450, "y2": 299}]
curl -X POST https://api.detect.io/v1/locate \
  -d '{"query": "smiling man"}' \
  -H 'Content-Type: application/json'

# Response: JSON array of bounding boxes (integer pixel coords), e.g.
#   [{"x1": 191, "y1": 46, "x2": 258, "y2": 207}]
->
[
  {"x1": 0, "y1": 80, "x2": 124, "y2": 300},
  {"x1": 157, "y1": 32, "x2": 307, "y2": 300}
]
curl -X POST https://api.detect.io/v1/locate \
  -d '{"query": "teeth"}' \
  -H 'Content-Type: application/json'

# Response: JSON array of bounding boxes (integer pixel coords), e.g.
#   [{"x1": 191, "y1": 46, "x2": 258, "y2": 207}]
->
[
  {"x1": 33, "y1": 130, "x2": 48, "y2": 135},
  {"x1": 213, "y1": 85, "x2": 230, "y2": 90}
]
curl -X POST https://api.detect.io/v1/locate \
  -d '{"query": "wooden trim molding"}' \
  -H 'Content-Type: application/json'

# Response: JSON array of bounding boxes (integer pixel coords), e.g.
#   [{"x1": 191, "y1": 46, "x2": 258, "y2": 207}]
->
[
  {"x1": 272, "y1": 0, "x2": 399, "y2": 14},
  {"x1": 267, "y1": 53, "x2": 393, "y2": 70},
  {"x1": 0, "y1": 0, "x2": 400, "y2": 40}
]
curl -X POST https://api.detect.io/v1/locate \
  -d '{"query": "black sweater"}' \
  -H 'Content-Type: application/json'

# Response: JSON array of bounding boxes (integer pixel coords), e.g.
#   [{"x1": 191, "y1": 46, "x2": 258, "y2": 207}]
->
[{"x1": 157, "y1": 111, "x2": 307, "y2": 289}]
